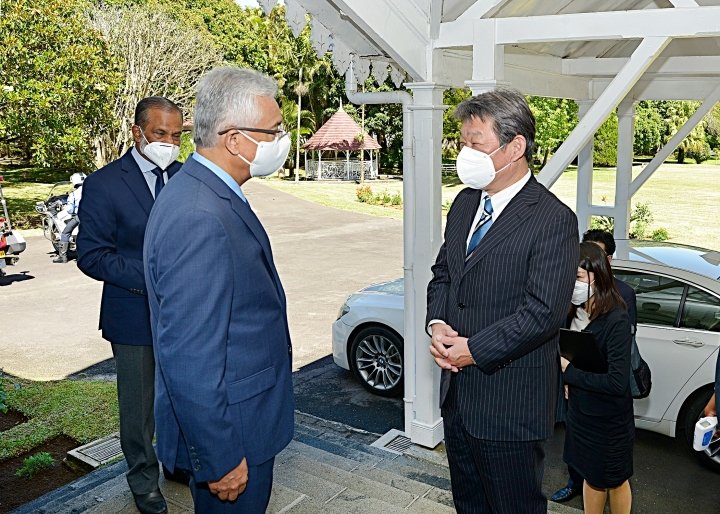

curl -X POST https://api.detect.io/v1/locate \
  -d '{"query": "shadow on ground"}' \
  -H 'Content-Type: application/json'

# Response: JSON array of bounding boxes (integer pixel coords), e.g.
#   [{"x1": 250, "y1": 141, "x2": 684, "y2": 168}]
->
[
  {"x1": 0, "y1": 272, "x2": 34, "y2": 286},
  {"x1": 66, "y1": 358, "x2": 117, "y2": 381},
  {"x1": 293, "y1": 355, "x2": 403, "y2": 435}
]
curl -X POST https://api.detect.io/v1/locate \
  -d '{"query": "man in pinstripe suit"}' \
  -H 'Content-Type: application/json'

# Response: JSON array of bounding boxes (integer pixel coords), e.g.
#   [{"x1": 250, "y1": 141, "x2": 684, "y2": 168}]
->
[{"x1": 427, "y1": 89, "x2": 579, "y2": 513}]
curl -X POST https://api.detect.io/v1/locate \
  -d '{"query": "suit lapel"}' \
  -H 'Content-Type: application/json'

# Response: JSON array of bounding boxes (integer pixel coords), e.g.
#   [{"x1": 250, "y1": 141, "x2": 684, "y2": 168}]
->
[
  {"x1": 462, "y1": 176, "x2": 540, "y2": 276},
  {"x1": 184, "y1": 160, "x2": 285, "y2": 302},
  {"x1": 166, "y1": 160, "x2": 182, "y2": 180},
  {"x1": 450, "y1": 189, "x2": 482, "y2": 272},
  {"x1": 120, "y1": 151, "x2": 154, "y2": 216}
]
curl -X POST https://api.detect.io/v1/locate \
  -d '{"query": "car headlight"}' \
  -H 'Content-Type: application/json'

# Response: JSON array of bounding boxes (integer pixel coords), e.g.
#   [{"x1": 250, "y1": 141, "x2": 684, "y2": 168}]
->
[{"x1": 336, "y1": 301, "x2": 350, "y2": 320}]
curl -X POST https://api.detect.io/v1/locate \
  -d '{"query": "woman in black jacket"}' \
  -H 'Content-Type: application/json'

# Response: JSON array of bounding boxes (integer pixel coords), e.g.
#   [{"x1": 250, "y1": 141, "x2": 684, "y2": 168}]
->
[{"x1": 561, "y1": 241, "x2": 634, "y2": 514}]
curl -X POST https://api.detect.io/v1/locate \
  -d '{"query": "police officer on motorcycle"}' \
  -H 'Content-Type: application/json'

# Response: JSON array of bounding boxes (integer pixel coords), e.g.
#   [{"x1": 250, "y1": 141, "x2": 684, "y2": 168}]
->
[{"x1": 54, "y1": 172, "x2": 85, "y2": 263}]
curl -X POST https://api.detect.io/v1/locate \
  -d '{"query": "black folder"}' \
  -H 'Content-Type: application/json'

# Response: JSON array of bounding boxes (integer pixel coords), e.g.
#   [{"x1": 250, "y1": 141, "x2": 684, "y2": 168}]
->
[{"x1": 559, "y1": 328, "x2": 607, "y2": 373}]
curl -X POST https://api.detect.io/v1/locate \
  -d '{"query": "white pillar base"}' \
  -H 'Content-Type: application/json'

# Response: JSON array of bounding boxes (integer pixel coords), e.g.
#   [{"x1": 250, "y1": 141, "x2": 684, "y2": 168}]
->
[{"x1": 410, "y1": 417, "x2": 445, "y2": 448}]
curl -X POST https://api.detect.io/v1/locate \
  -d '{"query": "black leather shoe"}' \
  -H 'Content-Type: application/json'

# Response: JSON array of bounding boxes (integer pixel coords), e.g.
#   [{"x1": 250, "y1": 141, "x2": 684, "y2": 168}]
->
[
  {"x1": 550, "y1": 486, "x2": 581, "y2": 503},
  {"x1": 133, "y1": 490, "x2": 168, "y2": 514}
]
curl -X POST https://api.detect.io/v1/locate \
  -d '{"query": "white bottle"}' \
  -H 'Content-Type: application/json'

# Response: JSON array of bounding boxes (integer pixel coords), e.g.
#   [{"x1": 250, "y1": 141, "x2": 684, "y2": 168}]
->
[{"x1": 693, "y1": 416, "x2": 718, "y2": 451}]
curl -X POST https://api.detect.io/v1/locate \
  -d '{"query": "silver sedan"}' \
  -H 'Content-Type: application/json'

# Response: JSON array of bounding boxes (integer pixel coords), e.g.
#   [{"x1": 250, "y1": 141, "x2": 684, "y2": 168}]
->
[{"x1": 332, "y1": 241, "x2": 720, "y2": 470}]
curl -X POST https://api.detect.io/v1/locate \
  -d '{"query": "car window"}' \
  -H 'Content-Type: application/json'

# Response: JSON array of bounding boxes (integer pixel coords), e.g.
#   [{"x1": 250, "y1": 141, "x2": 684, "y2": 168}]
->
[
  {"x1": 681, "y1": 286, "x2": 720, "y2": 333},
  {"x1": 614, "y1": 270, "x2": 685, "y2": 327}
]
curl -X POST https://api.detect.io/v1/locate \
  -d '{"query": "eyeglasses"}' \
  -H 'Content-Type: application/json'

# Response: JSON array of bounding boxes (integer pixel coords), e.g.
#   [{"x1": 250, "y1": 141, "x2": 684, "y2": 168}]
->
[{"x1": 218, "y1": 125, "x2": 288, "y2": 140}]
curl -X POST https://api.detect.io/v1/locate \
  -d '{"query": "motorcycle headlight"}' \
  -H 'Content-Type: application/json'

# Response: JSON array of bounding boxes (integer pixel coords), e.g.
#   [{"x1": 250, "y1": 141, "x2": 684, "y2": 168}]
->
[{"x1": 336, "y1": 301, "x2": 350, "y2": 320}]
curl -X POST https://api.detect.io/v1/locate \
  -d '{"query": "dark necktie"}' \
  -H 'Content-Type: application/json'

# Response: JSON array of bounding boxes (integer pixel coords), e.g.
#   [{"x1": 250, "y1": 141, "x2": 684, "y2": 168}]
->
[
  {"x1": 151, "y1": 167, "x2": 164, "y2": 199},
  {"x1": 466, "y1": 196, "x2": 494, "y2": 257}
]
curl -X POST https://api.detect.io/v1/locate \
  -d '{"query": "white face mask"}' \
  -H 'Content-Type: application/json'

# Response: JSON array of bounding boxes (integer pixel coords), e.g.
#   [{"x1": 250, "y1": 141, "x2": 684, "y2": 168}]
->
[
  {"x1": 571, "y1": 279, "x2": 595, "y2": 306},
  {"x1": 139, "y1": 130, "x2": 180, "y2": 170},
  {"x1": 236, "y1": 131, "x2": 291, "y2": 177},
  {"x1": 455, "y1": 145, "x2": 511, "y2": 190}
]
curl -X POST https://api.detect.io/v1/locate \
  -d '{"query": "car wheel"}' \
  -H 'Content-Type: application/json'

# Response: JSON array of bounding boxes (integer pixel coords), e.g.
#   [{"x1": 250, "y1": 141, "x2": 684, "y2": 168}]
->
[
  {"x1": 681, "y1": 388, "x2": 720, "y2": 472},
  {"x1": 349, "y1": 326, "x2": 403, "y2": 397}
]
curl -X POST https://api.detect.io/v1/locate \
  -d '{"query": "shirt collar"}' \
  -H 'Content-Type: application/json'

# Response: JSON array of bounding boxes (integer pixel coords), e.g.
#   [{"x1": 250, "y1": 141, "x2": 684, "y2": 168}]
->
[
  {"x1": 131, "y1": 146, "x2": 158, "y2": 174},
  {"x1": 483, "y1": 170, "x2": 532, "y2": 207},
  {"x1": 191, "y1": 152, "x2": 247, "y2": 203}
]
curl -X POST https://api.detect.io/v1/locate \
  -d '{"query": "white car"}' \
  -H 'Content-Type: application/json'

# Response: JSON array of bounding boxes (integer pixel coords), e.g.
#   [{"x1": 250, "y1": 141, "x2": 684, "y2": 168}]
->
[{"x1": 332, "y1": 241, "x2": 720, "y2": 470}]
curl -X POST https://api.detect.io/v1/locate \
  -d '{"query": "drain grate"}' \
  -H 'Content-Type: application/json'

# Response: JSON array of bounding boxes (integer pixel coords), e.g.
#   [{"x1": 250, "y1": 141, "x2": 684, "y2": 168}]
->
[
  {"x1": 67, "y1": 432, "x2": 123, "y2": 468},
  {"x1": 385, "y1": 434, "x2": 412, "y2": 453},
  {"x1": 371, "y1": 429, "x2": 412, "y2": 455}
]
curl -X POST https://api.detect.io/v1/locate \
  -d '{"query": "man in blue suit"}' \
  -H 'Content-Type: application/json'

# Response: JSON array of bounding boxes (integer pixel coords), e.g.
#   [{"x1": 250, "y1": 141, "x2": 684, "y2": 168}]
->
[
  {"x1": 144, "y1": 67, "x2": 294, "y2": 513},
  {"x1": 78, "y1": 97, "x2": 184, "y2": 514}
]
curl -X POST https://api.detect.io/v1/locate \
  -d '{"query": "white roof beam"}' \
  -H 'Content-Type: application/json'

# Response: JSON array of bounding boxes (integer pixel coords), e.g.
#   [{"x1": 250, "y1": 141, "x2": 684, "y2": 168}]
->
[
  {"x1": 455, "y1": 0, "x2": 512, "y2": 22},
  {"x1": 322, "y1": 0, "x2": 429, "y2": 80},
  {"x1": 669, "y1": 0, "x2": 699, "y2": 6},
  {"x1": 593, "y1": 76, "x2": 720, "y2": 100},
  {"x1": 565, "y1": 56, "x2": 720, "y2": 76},
  {"x1": 537, "y1": 37, "x2": 671, "y2": 188},
  {"x1": 471, "y1": 19, "x2": 504, "y2": 82},
  {"x1": 429, "y1": 0, "x2": 443, "y2": 39},
  {"x1": 629, "y1": 82, "x2": 720, "y2": 196},
  {"x1": 436, "y1": 7, "x2": 720, "y2": 48}
]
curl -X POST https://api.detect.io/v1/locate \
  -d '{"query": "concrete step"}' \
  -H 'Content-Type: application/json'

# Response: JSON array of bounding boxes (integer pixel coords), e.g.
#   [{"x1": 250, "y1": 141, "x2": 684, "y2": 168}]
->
[
  {"x1": 10, "y1": 411, "x2": 582, "y2": 514},
  {"x1": 285, "y1": 439, "x2": 453, "y2": 507},
  {"x1": 293, "y1": 416, "x2": 452, "y2": 491}
]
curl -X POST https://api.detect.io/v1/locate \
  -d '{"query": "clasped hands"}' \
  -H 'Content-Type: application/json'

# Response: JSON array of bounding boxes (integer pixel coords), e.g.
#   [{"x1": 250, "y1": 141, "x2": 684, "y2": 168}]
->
[
  {"x1": 429, "y1": 323, "x2": 475, "y2": 372},
  {"x1": 208, "y1": 457, "x2": 248, "y2": 502}
]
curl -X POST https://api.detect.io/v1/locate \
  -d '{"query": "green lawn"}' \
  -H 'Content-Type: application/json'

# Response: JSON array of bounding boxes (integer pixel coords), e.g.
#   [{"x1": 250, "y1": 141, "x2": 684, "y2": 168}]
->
[
  {"x1": 262, "y1": 163, "x2": 720, "y2": 251},
  {"x1": 549, "y1": 164, "x2": 720, "y2": 251},
  {"x1": 1, "y1": 377, "x2": 119, "y2": 461},
  {"x1": 0, "y1": 165, "x2": 70, "y2": 229}
]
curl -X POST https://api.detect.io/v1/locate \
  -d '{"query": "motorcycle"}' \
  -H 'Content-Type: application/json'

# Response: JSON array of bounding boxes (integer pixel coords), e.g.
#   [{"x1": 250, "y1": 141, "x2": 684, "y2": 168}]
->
[
  {"x1": 0, "y1": 175, "x2": 27, "y2": 275},
  {"x1": 35, "y1": 181, "x2": 78, "y2": 256}
]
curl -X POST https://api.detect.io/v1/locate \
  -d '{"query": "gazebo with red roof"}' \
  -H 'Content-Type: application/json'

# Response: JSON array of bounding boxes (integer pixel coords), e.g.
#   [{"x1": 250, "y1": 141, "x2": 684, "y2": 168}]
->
[{"x1": 302, "y1": 107, "x2": 381, "y2": 180}]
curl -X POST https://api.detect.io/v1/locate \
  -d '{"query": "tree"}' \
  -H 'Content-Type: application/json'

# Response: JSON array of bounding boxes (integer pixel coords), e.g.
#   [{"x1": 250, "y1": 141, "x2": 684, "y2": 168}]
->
[
  {"x1": 280, "y1": 97, "x2": 315, "y2": 171},
  {"x1": 657, "y1": 101, "x2": 710, "y2": 164},
  {"x1": 528, "y1": 97, "x2": 578, "y2": 168},
  {"x1": 0, "y1": 0, "x2": 119, "y2": 170},
  {"x1": 594, "y1": 112, "x2": 618, "y2": 167},
  {"x1": 634, "y1": 101, "x2": 663, "y2": 156},
  {"x1": 89, "y1": 4, "x2": 222, "y2": 164},
  {"x1": 443, "y1": 89, "x2": 471, "y2": 160}
]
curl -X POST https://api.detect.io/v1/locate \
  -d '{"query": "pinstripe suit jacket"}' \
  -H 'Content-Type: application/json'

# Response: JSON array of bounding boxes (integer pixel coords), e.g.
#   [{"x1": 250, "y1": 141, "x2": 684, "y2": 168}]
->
[{"x1": 427, "y1": 175, "x2": 579, "y2": 441}]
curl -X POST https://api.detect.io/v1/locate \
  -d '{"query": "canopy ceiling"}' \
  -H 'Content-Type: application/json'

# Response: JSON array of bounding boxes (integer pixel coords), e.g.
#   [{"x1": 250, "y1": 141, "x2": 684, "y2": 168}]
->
[{"x1": 255, "y1": 0, "x2": 720, "y2": 101}]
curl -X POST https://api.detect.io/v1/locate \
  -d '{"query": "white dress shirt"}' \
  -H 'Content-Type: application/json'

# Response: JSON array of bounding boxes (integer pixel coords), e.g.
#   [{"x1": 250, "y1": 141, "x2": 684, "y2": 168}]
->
[
  {"x1": 429, "y1": 170, "x2": 533, "y2": 332},
  {"x1": 465, "y1": 171, "x2": 532, "y2": 251},
  {"x1": 131, "y1": 147, "x2": 167, "y2": 199}
]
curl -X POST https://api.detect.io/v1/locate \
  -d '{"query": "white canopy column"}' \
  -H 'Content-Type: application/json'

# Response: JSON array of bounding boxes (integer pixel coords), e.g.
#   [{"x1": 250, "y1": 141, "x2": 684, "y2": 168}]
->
[
  {"x1": 404, "y1": 82, "x2": 446, "y2": 448},
  {"x1": 614, "y1": 100, "x2": 636, "y2": 241},
  {"x1": 575, "y1": 100, "x2": 595, "y2": 235}
]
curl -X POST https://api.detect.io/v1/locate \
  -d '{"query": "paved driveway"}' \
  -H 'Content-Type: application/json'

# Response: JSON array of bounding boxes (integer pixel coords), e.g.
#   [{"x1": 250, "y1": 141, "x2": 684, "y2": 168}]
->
[{"x1": 0, "y1": 180, "x2": 402, "y2": 380}]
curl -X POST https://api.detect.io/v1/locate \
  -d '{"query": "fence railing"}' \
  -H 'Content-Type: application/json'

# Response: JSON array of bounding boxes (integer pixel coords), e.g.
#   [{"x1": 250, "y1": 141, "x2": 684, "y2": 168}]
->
[{"x1": 306, "y1": 159, "x2": 378, "y2": 180}]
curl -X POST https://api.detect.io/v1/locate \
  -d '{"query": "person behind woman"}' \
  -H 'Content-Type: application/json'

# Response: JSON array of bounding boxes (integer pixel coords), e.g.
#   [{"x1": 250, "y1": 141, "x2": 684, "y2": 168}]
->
[{"x1": 561, "y1": 241, "x2": 634, "y2": 514}]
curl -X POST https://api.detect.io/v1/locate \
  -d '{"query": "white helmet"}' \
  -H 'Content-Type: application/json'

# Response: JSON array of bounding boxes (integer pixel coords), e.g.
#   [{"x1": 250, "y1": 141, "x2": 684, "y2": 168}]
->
[{"x1": 70, "y1": 172, "x2": 86, "y2": 187}]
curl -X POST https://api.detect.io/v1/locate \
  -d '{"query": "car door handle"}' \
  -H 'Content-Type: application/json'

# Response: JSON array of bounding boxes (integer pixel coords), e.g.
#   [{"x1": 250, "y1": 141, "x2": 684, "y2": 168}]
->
[{"x1": 673, "y1": 339, "x2": 704, "y2": 348}]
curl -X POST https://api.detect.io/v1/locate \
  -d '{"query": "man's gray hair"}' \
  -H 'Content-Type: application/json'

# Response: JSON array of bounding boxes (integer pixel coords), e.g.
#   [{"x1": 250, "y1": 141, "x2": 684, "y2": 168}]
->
[
  {"x1": 454, "y1": 88, "x2": 536, "y2": 162},
  {"x1": 193, "y1": 67, "x2": 278, "y2": 148}
]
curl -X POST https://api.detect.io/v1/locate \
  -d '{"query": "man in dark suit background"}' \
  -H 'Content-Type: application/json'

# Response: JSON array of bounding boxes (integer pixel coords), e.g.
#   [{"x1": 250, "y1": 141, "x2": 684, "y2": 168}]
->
[
  {"x1": 427, "y1": 89, "x2": 579, "y2": 513},
  {"x1": 77, "y1": 97, "x2": 183, "y2": 514},
  {"x1": 144, "y1": 67, "x2": 294, "y2": 513}
]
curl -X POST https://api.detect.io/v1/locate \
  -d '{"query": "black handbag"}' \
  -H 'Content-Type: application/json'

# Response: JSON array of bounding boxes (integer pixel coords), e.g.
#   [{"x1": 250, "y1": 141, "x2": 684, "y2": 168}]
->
[{"x1": 630, "y1": 335, "x2": 652, "y2": 399}]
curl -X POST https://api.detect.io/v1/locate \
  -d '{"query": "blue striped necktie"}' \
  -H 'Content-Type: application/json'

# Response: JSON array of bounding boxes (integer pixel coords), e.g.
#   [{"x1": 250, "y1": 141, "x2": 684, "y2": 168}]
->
[{"x1": 466, "y1": 196, "x2": 493, "y2": 257}]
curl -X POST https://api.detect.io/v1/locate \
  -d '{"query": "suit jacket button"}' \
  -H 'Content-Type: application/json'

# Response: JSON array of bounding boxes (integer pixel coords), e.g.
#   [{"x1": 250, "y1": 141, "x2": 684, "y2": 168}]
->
[{"x1": 458, "y1": 302, "x2": 465, "y2": 309}]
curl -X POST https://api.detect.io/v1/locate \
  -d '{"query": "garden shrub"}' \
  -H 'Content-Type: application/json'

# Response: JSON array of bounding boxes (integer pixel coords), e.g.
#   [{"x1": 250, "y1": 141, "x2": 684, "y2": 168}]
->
[{"x1": 15, "y1": 452, "x2": 54, "y2": 478}]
